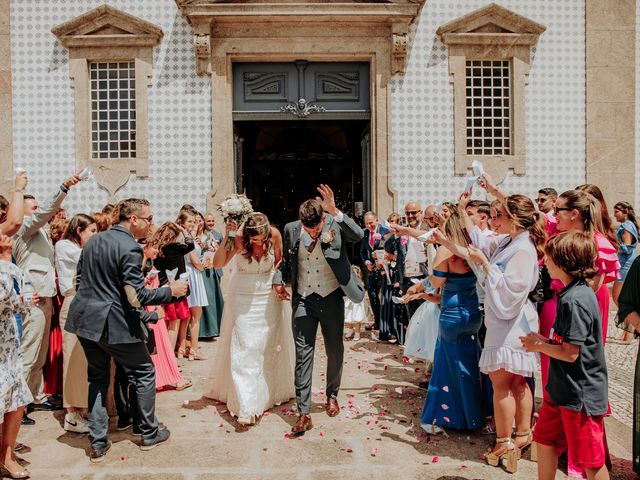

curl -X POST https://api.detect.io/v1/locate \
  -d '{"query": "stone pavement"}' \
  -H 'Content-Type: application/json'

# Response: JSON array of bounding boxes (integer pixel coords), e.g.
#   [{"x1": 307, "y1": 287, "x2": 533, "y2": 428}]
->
[{"x1": 17, "y1": 327, "x2": 636, "y2": 480}]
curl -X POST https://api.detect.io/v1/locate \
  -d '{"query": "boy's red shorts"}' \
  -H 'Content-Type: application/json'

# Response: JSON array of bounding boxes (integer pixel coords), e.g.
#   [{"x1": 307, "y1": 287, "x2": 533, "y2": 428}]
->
[{"x1": 533, "y1": 400, "x2": 606, "y2": 469}]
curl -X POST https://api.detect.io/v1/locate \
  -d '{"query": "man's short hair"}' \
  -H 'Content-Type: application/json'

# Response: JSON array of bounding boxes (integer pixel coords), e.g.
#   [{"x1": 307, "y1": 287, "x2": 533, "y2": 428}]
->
[
  {"x1": 538, "y1": 187, "x2": 558, "y2": 199},
  {"x1": 467, "y1": 200, "x2": 490, "y2": 217},
  {"x1": 364, "y1": 211, "x2": 377, "y2": 220},
  {"x1": 299, "y1": 199, "x2": 324, "y2": 227},
  {"x1": 115, "y1": 198, "x2": 150, "y2": 223}
]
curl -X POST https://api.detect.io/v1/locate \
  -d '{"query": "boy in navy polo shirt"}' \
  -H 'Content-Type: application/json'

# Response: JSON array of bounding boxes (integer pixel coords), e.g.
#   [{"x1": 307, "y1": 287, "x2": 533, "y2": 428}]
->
[{"x1": 521, "y1": 231, "x2": 609, "y2": 480}]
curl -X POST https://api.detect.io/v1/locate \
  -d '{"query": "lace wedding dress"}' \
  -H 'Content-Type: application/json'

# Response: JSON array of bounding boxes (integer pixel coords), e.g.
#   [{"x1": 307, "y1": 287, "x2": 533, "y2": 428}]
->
[{"x1": 205, "y1": 252, "x2": 295, "y2": 423}]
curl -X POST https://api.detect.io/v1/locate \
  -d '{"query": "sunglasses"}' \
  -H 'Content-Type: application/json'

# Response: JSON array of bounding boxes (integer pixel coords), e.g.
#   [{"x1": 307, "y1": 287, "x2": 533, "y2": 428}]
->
[
  {"x1": 554, "y1": 207, "x2": 571, "y2": 215},
  {"x1": 138, "y1": 215, "x2": 154, "y2": 223},
  {"x1": 405, "y1": 210, "x2": 420, "y2": 216}
]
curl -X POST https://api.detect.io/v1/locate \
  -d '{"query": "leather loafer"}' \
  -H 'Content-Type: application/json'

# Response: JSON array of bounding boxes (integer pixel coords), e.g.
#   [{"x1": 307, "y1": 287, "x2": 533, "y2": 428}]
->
[
  {"x1": 21, "y1": 413, "x2": 35, "y2": 426},
  {"x1": 89, "y1": 440, "x2": 112, "y2": 463},
  {"x1": 29, "y1": 400, "x2": 62, "y2": 412},
  {"x1": 326, "y1": 398, "x2": 340, "y2": 417},
  {"x1": 291, "y1": 414, "x2": 313, "y2": 434}
]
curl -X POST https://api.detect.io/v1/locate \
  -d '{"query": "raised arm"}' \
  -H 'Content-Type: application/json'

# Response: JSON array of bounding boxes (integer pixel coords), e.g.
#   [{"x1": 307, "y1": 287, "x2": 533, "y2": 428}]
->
[
  {"x1": 0, "y1": 173, "x2": 28, "y2": 236},
  {"x1": 212, "y1": 219, "x2": 241, "y2": 269}
]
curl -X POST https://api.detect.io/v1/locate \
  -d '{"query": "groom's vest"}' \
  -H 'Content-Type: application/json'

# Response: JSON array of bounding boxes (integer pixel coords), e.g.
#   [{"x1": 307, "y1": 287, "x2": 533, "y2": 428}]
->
[{"x1": 297, "y1": 241, "x2": 340, "y2": 297}]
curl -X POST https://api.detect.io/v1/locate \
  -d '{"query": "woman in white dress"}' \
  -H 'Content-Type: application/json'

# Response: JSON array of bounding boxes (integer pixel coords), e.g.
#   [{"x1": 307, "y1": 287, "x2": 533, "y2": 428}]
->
[
  {"x1": 176, "y1": 210, "x2": 209, "y2": 360},
  {"x1": 205, "y1": 213, "x2": 295, "y2": 425}
]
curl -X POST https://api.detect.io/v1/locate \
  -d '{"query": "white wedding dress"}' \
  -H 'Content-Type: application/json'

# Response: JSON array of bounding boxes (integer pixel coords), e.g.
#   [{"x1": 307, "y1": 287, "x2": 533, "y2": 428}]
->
[{"x1": 205, "y1": 252, "x2": 295, "y2": 423}]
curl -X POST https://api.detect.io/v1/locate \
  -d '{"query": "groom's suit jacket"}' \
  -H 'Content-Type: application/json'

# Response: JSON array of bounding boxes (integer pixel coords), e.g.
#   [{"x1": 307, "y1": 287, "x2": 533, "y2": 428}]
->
[{"x1": 273, "y1": 213, "x2": 366, "y2": 303}]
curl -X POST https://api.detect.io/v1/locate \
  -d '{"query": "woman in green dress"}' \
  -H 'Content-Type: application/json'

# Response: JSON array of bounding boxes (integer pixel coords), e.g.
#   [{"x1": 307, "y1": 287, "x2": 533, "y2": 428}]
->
[
  {"x1": 616, "y1": 255, "x2": 640, "y2": 474},
  {"x1": 198, "y1": 212, "x2": 225, "y2": 338}
]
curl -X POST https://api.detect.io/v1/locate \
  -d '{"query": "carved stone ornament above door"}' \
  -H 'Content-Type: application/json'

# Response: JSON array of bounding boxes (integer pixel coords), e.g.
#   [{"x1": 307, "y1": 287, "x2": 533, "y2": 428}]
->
[{"x1": 175, "y1": 0, "x2": 425, "y2": 76}]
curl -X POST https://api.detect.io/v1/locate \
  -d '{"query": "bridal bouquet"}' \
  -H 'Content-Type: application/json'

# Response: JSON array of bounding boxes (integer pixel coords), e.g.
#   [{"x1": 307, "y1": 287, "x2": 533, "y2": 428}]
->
[{"x1": 217, "y1": 193, "x2": 253, "y2": 250}]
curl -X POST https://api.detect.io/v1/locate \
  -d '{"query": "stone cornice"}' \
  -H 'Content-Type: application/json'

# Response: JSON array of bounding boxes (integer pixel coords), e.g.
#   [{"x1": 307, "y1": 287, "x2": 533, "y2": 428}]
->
[{"x1": 52, "y1": 4, "x2": 163, "y2": 48}]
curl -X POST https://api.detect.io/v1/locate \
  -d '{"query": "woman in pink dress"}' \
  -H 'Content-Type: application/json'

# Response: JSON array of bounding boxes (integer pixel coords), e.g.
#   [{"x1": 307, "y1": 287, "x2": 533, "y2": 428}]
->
[
  {"x1": 539, "y1": 189, "x2": 619, "y2": 478},
  {"x1": 141, "y1": 239, "x2": 191, "y2": 391}
]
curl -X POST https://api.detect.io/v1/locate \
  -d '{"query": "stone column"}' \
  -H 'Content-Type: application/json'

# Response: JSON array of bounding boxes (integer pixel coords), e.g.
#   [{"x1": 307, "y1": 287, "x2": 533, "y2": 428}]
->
[
  {"x1": 585, "y1": 0, "x2": 636, "y2": 208},
  {"x1": 0, "y1": 0, "x2": 13, "y2": 195}
]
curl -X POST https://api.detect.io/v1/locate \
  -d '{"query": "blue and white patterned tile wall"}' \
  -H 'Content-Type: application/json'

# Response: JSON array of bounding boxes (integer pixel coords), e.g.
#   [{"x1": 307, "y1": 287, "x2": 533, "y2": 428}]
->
[
  {"x1": 392, "y1": 0, "x2": 586, "y2": 208},
  {"x1": 11, "y1": 1, "x2": 587, "y2": 219},
  {"x1": 10, "y1": 0, "x2": 211, "y2": 222}
]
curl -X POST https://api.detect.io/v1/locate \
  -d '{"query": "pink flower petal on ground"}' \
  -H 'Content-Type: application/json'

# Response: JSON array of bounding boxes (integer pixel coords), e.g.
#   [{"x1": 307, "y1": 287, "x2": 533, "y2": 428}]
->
[
  {"x1": 263, "y1": 412, "x2": 270, "y2": 416},
  {"x1": 284, "y1": 433, "x2": 291, "y2": 438},
  {"x1": 319, "y1": 431, "x2": 325, "y2": 437},
  {"x1": 370, "y1": 448, "x2": 379, "y2": 457},
  {"x1": 219, "y1": 421, "x2": 224, "y2": 427},
  {"x1": 346, "y1": 448, "x2": 353, "y2": 453},
  {"x1": 432, "y1": 456, "x2": 439, "y2": 463}
]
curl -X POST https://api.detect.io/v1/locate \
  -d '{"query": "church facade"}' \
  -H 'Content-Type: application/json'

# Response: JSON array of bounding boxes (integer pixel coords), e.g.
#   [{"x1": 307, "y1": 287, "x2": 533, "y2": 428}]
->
[{"x1": 0, "y1": 0, "x2": 637, "y2": 224}]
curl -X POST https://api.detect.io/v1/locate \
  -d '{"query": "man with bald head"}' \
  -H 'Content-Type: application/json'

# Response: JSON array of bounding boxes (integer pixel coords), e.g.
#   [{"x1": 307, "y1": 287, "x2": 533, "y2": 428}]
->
[{"x1": 421, "y1": 204, "x2": 438, "y2": 230}]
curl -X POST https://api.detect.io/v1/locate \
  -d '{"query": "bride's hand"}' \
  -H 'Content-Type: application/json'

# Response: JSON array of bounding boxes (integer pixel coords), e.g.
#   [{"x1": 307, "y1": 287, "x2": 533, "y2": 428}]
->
[{"x1": 225, "y1": 219, "x2": 238, "y2": 236}]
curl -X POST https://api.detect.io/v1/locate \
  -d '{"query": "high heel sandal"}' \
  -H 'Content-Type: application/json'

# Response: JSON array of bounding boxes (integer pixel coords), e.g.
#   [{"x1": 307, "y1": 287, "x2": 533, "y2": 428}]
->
[
  {"x1": 486, "y1": 437, "x2": 519, "y2": 473},
  {"x1": 514, "y1": 430, "x2": 537, "y2": 461},
  {"x1": 189, "y1": 348, "x2": 207, "y2": 361},
  {"x1": 0, "y1": 462, "x2": 31, "y2": 479},
  {"x1": 176, "y1": 347, "x2": 190, "y2": 359}
]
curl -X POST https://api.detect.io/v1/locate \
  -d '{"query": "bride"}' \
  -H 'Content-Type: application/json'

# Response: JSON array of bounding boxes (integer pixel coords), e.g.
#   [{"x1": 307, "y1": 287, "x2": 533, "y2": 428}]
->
[{"x1": 205, "y1": 212, "x2": 295, "y2": 425}]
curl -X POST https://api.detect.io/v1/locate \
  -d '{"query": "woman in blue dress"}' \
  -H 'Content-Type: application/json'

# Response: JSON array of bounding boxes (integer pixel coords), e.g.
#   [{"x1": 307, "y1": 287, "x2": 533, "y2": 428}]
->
[
  {"x1": 613, "y1": 201, "x2": 639, "y2": 343},
  {"x1": 418, "y1": 210, "x2": 483, "y2": 433}
]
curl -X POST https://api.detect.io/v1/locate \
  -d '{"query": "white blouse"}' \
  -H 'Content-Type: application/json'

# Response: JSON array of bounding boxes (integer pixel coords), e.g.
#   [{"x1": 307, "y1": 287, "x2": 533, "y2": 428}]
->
[
  {"x1": 55, "y1": 239, "x2": 81, "y2": 296},
  {"x1": 471, "y1": 227, "x2": 540, "y2": 377}
]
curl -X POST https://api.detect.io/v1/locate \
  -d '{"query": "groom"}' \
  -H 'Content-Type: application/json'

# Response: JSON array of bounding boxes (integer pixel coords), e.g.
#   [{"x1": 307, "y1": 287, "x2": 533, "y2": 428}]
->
[{"x1": 273, "y1": 184, "x2": 365, "y2": 434}]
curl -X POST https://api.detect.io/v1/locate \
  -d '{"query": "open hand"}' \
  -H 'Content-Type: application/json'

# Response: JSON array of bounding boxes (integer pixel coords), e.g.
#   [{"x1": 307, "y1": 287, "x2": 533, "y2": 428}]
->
[
  {"x1": 14, "y1": 172, "x2": 28, "y2": 192},
  {"x1": 63, "y1": 173, "x2": 82, "y2": 189},
  {"x1": 316, "y1": 184, "x2": 338, "y2": 216},
  {"x1": 458, "y1": 192, "x2": 471, "y2": 212}
]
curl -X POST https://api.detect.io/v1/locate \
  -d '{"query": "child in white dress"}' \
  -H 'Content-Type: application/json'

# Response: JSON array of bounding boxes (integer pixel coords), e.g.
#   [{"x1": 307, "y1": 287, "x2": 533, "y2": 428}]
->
[{"x1": 344, "y1": 266, "x2": 369, "y2": 341}]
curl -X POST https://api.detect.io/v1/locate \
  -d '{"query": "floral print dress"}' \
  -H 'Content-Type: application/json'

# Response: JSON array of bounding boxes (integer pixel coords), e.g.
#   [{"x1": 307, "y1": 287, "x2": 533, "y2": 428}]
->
[{"x1": 0, "y1": 260, "x2": 33, "y2": 417}]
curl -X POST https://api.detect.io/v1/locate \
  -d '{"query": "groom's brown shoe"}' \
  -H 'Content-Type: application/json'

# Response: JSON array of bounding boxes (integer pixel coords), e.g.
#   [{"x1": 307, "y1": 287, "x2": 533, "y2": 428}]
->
[
  {"x1": 326, "y1": 398, "x2": 340, "y2": 417},
  {"x1": 291, "y1": 414, "x2": 313, "y2": 434}
]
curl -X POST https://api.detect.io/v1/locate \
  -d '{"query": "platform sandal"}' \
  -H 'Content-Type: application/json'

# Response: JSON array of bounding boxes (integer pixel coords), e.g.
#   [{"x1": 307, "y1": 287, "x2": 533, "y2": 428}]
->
[
  {"x1": 514, "y1": 430, "x2": 537, "y2": 461},
  {"x1": 486, "y1": 437, "x2": 519, "y2": 473}
]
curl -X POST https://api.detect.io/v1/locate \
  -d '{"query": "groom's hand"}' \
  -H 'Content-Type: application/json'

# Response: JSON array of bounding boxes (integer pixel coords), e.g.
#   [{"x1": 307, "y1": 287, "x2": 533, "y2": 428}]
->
[
  {"x1": 272, "y1": 284, "x2": 290, "y2": 301},
  {"x1": 316, "y1": 184, "x2": 339, "y2": 217}
]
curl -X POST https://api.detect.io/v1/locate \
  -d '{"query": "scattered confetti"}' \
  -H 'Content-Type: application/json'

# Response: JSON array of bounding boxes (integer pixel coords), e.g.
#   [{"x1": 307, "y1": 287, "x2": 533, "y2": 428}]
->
[
  {"x1": 432, "y1": 456, "x2": 439, "y2": 463},
  {"x1": 370, "y1": 448, "x2": 379, "y2": 457}
]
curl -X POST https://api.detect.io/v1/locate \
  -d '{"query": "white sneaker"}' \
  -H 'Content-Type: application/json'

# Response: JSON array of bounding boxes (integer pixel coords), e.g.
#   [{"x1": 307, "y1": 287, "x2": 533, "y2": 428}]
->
[
  {"x1": 353, "y1": 332, "x2": 361, "y2": 341},
  {"x1": 64, "y1": 412, "x2": 90, "y2": 434}
]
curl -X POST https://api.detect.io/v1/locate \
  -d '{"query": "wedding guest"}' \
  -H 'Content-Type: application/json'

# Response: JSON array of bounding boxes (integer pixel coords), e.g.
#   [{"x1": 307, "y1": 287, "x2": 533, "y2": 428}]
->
[
  {"x1": 421, "y1": 204, "x2": 438, "y2": 230},
  {"x1": 461, "y1": 179, "x2": 544, "y2": 473},
  {"x1": 576, "y1": 184, "x2": 618, "y2": 250},
  {"x1": 65, "y1": 198, "x2": 188, "y2": 462},
  {"x1": 91, "y1": 211, "x2": 112, "y2": 233},
  {"x1": 55, "y1": 214, "x2": 97, "y2": 433},
  {"x1": 536, "y1": 188, "x2": 558, "y2": 215},
  {"x1": 151, "y1": 222, "x2": 194, "y2": 352},
  {"x1": 612, "y1": 201, "x2": 639, "y2": 343},
  {"x1": 522, "y1": 232, "x2": 609, "y2": 480},
  {"x1": 141, "y1": 239, "x2": 191, "y2": 392},
  {"x1": 344, "y1": 265, "x2": 368, "y2": 341},
  {"x1": 198, "y1": 212, "x2": 224, "y2": 339},
  {"x1": 616, "y1": 256, "x2": 640, "y2": 476},
  {"x1": 13, "y1": 173, "x2": 81, "y2": 424},
  {"x1": 419, "y1": 210, "x2": 483, "y2": 434},
  {"x1": 176, "y1": 210, "x2": 208, "y2": 360},
  {"x1": 398, "y1": 202, "x2": 426, "y2": 319},
  {"x1": 378, "y1": 238, "x2": 406, "y2": 344},
  {"x1": 0, "y1": 235, "x2": 34, "y2": 479},
  {"x1": 359, "y1": 211, "x2": 387, "y2": 331}
]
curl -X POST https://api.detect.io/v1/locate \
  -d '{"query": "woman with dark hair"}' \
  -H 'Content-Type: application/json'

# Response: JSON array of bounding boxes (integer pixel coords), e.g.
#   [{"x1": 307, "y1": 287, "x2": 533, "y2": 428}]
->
[
  {"x1": 460, "y1": 176, "x2": 545, "y2": 473},
  {"x1": 55, "y1": 213, "x2": 97, "y2": 433},
  {"x1": 613, "y1": 201, "x2": 639, "y2": 343},
  {"x1": 576, "y1": 184, "x2": 618, "y2": 250},
  {"x1": 197, "y1": 211, "x2": 224, "y2": 339},
  {"x1": 205, "y1": 212, "x2": 295, "y2": 426}
]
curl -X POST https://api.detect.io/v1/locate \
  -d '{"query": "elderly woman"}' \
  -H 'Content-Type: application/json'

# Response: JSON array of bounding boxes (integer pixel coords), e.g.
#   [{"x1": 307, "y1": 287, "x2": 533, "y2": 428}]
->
[
  {"x1": 0, "y1": 234, "x2": 34, "y2": 479},
  {"x1": 617, "y1": 256, "x2": 640, "y2": 475}
]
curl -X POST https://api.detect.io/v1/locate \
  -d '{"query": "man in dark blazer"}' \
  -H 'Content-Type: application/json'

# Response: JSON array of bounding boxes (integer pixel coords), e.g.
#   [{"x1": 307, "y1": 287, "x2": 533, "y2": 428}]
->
[
  {"x1": 65, "y1": 198, "x2": 187, "y2": 462},
  {"x1": 273, "y1": 185, "x2": 364, "y2": 434},
  {"x1": 359, "y1": 211, "x2": 389, "y2": 331}
]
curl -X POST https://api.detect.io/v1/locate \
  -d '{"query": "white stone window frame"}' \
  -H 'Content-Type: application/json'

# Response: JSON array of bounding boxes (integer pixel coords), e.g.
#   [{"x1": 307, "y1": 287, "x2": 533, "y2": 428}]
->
[
  {"x1": 437, "y1": 4, "x2": 545, "y2": 184},
  {"x1": 52, "y1": 5, "x2": 162, "y2": 197}
]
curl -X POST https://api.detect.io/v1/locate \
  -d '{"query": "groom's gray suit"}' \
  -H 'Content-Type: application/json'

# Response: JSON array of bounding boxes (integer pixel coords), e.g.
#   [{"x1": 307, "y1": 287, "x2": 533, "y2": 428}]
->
[{"x1": 273, "y1": 212, "x2": 364, "y2": 414}]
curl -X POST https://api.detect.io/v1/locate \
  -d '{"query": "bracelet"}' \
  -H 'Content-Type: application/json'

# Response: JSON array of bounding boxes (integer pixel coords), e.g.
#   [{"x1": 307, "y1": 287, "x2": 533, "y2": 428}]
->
[{"x1": 481, "y1": 262, "x2": 490, "y2": 273}]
